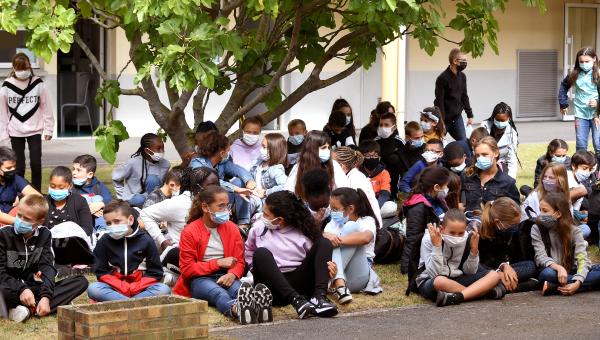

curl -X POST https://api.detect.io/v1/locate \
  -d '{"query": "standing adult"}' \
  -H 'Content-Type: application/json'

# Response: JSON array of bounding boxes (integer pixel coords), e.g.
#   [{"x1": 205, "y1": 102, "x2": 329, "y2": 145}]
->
[
  {"x1": 0, "y1": 53, "x2": 54, "y2": 191},
  {"x1": 434, "y1": 48, "x2": 473, "y2": 141}
]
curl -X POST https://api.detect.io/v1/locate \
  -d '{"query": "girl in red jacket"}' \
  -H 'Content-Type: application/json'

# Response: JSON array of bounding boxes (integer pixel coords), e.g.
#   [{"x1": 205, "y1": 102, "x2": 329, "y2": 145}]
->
[{"x1": 173, "y1": 186, "x2": 273, "y2": 325}]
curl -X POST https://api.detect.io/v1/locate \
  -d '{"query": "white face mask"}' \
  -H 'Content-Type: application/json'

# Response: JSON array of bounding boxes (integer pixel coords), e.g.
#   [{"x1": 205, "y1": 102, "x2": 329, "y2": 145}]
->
[
  {"x1": 146, "y1": 148, "x2": 164, "y2": 162},
  {"x1": 450, "y1": 162, "x2": 467, "y2": 173},
  {"x1": 377, "y1": 127, "x2": 394, "y2": 139},
  {"x1": 345, "y1": 116, "x2": 352, "y2": 126},
  {"x1": 171, "y1": 190, "x2": 180, "y2": 197},
  {"x1": 261, "y1": 216, "x2": 280, "y2": 230},
  {"x1": 422, "y1": 150, "x2": 439, "y2": 163},
  {"x1": 259, "y1": 147, "x2": 269, "y2": 161},
  {"x1": 242, "y1": 133, "x2": 260, "y2": 146},
  {"x1": 442, "y1": 233, "x2": 468, "y2": 248},
  {"x1": 318, "y1": 149, "x2": 331, "y2": 162},
  {"x1": 15, "y1": 70, "x2": 31, "y2": 80}
]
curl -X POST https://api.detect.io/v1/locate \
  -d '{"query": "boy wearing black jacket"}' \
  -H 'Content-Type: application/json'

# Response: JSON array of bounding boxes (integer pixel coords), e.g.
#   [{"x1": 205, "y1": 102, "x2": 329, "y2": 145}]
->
[
  {"x1": 87, "y1": 201, "x2": 170, "y2": 302},
  {"x1": 0, "y1": 195, "x2": 88, "y2": 322}
]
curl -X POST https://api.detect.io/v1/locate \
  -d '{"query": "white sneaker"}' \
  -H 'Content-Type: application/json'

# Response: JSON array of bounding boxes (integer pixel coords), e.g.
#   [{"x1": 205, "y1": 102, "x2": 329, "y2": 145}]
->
[
  {"x1": 8, "y1": 305, "x2": 31, "y2": 323},
  {"x1": 163, "y1": 272, "x2": 179, "y2": 287}
]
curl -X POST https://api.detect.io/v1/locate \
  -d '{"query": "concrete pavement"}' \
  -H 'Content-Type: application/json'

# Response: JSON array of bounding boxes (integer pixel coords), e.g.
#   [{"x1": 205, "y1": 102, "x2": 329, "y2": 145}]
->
[
  {"x1": 37, "y1": 121, "x2": 574, "y2": 167},
  {"x1": 213, "y1": 291, "x2": 600, "y2": 340}
]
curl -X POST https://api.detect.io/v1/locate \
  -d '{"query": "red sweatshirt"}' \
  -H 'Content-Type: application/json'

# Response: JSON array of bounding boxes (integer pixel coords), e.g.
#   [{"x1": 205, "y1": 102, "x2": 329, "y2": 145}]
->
[{"x1": 173, "y1": 219, "x2": 245, "y2": 297}]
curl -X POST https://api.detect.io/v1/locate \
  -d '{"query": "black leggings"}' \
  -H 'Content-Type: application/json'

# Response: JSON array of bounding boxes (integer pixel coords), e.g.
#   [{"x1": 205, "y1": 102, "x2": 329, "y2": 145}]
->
[
  {"x1": 252, "y1": 237, "x2": 332, "y2": 306},
  {"x1": 0, "y1": 275, "x2": 88, "y2": 314},
  {"x1": 10, "y1": 134, "x2": 42, "y2": 191}
]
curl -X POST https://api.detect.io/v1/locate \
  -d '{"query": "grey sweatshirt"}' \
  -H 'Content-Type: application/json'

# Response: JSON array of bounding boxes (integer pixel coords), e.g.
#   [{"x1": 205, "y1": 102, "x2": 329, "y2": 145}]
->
[
  {"x1": 112, "y1": 156, "x2": 170, "y2": 201},
  {"x1": 531, "y1": 224, "x2": 590, "y2": 282},
  {"x1": 417, "y1": 230, "x2": 479, "y2": 287}
]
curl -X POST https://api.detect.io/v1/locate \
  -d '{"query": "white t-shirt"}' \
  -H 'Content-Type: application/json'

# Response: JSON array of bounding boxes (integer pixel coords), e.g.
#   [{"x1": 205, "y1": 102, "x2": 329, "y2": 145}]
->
[
  {"x1": 324, "y1": 216, "x2": 377, "y2": 260},
  {"x1": 567, "y1": 170, "x2": 584, "y2": 211}
]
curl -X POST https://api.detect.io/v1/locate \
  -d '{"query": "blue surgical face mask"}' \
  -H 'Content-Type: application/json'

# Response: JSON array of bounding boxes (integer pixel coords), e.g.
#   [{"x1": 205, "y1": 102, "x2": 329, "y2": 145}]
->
[
  {"x1": 580, "y1": 61, "x2": 594, "y2": 72},
  {"x1": 13, "y1": 217, "x2": 33, "y2": 235},
  {"x1": 210, "y1": 210, "x2": 230, "y2": 224},
  {"x1": 493, "y1": 119, "x2": 509, "y2": 129},
  {"x1": 48, "y1": 188, "x2": 70, "y2": 201},
  {"x1": 551, "y1": 155, "x2": 566, "y2": 164},
  {"x1": 410, "y1": 138, "x2": 424, "y2": 148},
  {"x1": 420, "y1": 121, "x2": 432, "y2": 132},
  {"x1": 73, "y1": 177, "x2": 87, "y2": 186},
  {"x1": 319, "y1": 149, "x2": 331, "y2": 163},
  {"x1": 475, "y1": 156, "x2": 493, "y2": 170},
  {"x1": 330, "y1": 210, "x2": 349, "y2": 226},
  {"x1": 108, "y1": 223, "x2": 130, "y2": 240},
  {"x1": 289, "y1": 134, "x2": 305, "y2": 146}
]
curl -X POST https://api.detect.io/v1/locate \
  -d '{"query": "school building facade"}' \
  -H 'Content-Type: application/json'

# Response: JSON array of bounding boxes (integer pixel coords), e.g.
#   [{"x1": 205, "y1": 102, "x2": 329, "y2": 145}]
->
[{"x1": 0, "y1": 0, "x2": 596, "y2": 138}]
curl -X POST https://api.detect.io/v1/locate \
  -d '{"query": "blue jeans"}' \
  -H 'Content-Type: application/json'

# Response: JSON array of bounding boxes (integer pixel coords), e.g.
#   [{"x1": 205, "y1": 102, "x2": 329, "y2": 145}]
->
[
  {"x1": 330, "y1": 221, "x2": 370, "y2": 292},
  {"x1": 579, "y1": 224, "x2": 592, "y2": 239},
  {"x1": 575, "y1": 117, "x2": 600, "y2": 156},
  {"x1": 510, "y1": 261, "x2": 538, "y2": 281},
  {"x1": 128, "y1": 174, "x2": 162, "y2": 207},
  {"x1": 87, "y1": 282, "x2": 171, "y2": 302},
  {"x1": 190, "y1": 275, "x2": 241, "y2": 315},
  {"x1": 228, "y1": 178, "x2": 250, "y2": 225},
  {"x1": 538, "y1": 265, "x2": 600, "y2": 292},
  {"x1": 445, "y1": 115, "x2": 467, "y2": 141}
]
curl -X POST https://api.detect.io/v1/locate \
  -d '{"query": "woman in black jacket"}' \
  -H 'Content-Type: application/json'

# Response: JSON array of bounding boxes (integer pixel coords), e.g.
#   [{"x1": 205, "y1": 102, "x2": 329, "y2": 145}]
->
[
  {"x1": 45, "y1": 166, "x2": 94, "y2": 265},
  {"x1": 478, "y1": 197, "x2": 538, "y2": 292},
  {"x1": 400, "y1": 167, "x2": 450, "y2": 281}
]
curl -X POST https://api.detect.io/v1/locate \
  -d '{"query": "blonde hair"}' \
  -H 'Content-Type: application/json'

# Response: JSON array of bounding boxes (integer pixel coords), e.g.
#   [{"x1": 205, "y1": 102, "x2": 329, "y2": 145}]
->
[
  {"x1": 535, "y1": 162, "x2": 570, "y2": 201},
  {"x1": 335, "y1": 146, "x2": 364, "y2": 170},
  {"x1": 19, "y1": 194, "x2": 48, "y2": 220},
  {"x1": 465, "y1": 136, "x2": 499, "y2": 177},
  {"x1": 480, "y1": 198, "x2": 521, "y2": 239}
]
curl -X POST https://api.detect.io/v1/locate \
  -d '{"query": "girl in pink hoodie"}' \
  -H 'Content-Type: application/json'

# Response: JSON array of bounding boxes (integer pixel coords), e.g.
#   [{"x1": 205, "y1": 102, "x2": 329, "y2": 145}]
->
[{"x1": 0, "y1": 53, "x2": 54, "y2": 191}]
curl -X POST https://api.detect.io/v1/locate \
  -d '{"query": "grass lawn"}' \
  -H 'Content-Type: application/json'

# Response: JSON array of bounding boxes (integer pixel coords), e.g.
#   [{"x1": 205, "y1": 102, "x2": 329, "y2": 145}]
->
[{"x1": 3, "y1": 141, "x2": 600, "y2": 338}]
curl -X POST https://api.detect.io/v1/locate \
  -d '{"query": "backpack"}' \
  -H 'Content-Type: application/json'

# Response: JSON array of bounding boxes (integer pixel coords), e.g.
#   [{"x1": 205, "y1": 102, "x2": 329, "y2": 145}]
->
[
  {"x1": 517, "y1": 206, "x2": 552, "y2": 262},
  {"x1": 405, "y1": 233, "x2": 473, "y2": 296},
  {"x1": 374, "y1": 216, "x2": 405, "y2": 264}
]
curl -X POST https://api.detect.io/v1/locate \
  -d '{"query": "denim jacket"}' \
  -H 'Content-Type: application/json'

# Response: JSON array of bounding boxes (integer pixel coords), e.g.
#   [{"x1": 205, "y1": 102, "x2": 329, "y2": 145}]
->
[
  {"x1": 190, "y1": 156, "x2": 253, "y2": 192},
  {"x1": 461, "y1": 168, "x2": 520, "y2": 211},
  {"x1": 250, "y1": 161, "x2": 287, "y2": 195}
]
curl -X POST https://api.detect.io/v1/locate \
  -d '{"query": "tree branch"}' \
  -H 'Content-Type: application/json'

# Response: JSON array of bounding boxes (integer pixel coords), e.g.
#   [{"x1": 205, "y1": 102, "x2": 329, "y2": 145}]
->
[
  {"x1": 73, "y1": 32, "x2": 108, "y2": 81},
  {"x1": 221, "y1": 0, "x2": 243, "y2": 16},
  {"x1": 192, "y1": 85, "x2": 208, "y2": 128}
]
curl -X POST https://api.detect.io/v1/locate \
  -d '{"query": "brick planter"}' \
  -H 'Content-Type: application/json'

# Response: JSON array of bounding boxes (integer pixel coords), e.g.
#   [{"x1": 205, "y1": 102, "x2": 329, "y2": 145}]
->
[{"x1": 58, "y1": 296, "x2": 208, "y2": 340}]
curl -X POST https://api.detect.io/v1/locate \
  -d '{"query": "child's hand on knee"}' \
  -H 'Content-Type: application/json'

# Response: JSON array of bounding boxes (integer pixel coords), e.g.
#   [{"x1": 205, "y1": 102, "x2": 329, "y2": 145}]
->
[{"x1": 36, "y1": 297, "x2": 51, "y2": 317}]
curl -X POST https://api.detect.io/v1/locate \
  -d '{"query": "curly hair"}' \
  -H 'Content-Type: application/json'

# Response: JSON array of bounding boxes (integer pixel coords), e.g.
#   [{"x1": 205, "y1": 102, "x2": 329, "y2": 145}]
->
[
  {"x1": 265, "y1": 191, "x2": 321, "y2": 241},
  {"x1": 197, "y1": 130, "x2": 230, "y2": 158}
]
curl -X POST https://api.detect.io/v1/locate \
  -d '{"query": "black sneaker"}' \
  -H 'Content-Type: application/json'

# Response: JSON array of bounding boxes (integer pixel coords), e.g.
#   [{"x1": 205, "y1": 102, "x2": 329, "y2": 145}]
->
[
  {"x1": 309, "y1": 295, "x2": 338, "y2": 317},
  {"x1": 436, "y1": 291, "x2": 464, "y2": 307},
  {"x1": 487, "y1": 283, "x2": 506, "y2": 300},
  {"x1": 291, "y1": 295, "x2": 316, "y2": 319},
  {"x1": 517, "y1": 278, "x2": 540, "y2": 292},
  {"x1": 236, "y1": 282, "x2": 257, "y2": 325},
  {"x1": 334, "y1": 286, "x2": 353, "y2": 304},
  {"x1": 253, "y1": 283, "x2": 273, "y2": 323},
  {"x1": 541, "y1": 281, "x2": 559, "y2": 296}
]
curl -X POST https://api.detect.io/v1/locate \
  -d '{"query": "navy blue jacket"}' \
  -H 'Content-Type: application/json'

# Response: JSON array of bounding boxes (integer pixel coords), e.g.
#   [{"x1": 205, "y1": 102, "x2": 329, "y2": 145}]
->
[
  {"x1": 72, "y1": 177, "x2": 113, "y2": 204},
  {"x1": 461, "y1": 168, "x2": 520, "y2": 211}
]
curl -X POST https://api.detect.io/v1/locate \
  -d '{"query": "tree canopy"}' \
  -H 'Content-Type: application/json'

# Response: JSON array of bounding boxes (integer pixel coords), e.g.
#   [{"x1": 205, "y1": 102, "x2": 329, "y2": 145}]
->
[{"x1": 0, "y1": 0, "x2": 545, "y2": 163}]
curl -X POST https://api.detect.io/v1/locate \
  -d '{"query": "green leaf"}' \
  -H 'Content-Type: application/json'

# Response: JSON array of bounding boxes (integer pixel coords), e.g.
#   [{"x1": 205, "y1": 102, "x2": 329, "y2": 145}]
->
[
  {"x1": 385, "y1": 0, "x2": 397, "y2": 12},
  {"x1": 77, "y1": 1, "x2": 92, "y2": 18},
  {"x1": 94, "y1": 129, "x2": 117, "y2": 164}
]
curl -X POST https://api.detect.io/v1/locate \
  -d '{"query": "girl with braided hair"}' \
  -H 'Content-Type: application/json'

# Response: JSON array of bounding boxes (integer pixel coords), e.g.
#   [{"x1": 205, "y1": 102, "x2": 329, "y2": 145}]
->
[
  {"x1": 246, "y1": 191, "x2": 338, "y2": 319},
  {"x1": 335, "y1": 146, "x2": 382, "y2": 225},
  {"x1": 112, "y1": 133, "x2": 170, "y2": 207}
]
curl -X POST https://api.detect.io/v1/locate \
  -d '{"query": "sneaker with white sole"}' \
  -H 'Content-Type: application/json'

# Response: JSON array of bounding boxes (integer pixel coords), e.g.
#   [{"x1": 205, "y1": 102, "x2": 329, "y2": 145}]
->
[
  {"x1": 309, "y1": 295, "x2": 338, "y2": 317},
  {"x1": 291, "y1": 295, "x2": 316, "y2": 319},
  {"x1": 335, "y1": 286, "x2": 353, "y2": 304},
  {"x1": 8, "y1": 305, "x2": 31, "y2": 323},
  {"x1": 253, "y1": 283, "x2": 273, "y2": 323},
  {"x1": 236, "y1": 282, "x2": 257, "y2": 325}
]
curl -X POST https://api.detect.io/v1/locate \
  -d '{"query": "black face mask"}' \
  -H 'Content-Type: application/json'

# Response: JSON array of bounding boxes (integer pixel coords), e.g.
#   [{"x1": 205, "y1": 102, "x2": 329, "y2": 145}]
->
[
  {"x1": 496, "y1": 224, "x2": 519, "y2": 238},
  {"x1": 1, "y1": 169, "x2": 16, "y2": 182},
  {"x1": 363, "y1": 158, "x2": 379, "y2": 171},
  {"x1": 457, "y1": 61, "x2": 467, "y2": 72}
]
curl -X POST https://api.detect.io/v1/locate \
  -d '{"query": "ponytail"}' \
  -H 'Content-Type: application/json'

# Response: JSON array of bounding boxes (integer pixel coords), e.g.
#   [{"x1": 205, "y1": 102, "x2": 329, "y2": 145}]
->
[{"x1": 331, "y1": 187, "x2": 380, "y2": 229}]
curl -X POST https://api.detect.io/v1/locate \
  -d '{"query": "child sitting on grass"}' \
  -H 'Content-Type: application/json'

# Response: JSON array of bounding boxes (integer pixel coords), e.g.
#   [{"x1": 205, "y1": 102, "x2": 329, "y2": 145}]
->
[
  {"x1": 0, "y1": 195, "x2": 88, "y2": 322},
  {"x1": 71, "y1": 154, "x2": 112, "y2": 233},
  {"x1": 416, "y1": 209, "x2": 505, "y2": 307},
  {"x1": 87, "y1": 201, "x2": 170, "y2": 302}
]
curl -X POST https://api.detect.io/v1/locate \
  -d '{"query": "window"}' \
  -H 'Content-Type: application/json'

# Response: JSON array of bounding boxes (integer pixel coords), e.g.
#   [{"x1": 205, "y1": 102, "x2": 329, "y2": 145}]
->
[{"x1": 0, "y1": 30, "x2": 39, "y2": 69}]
